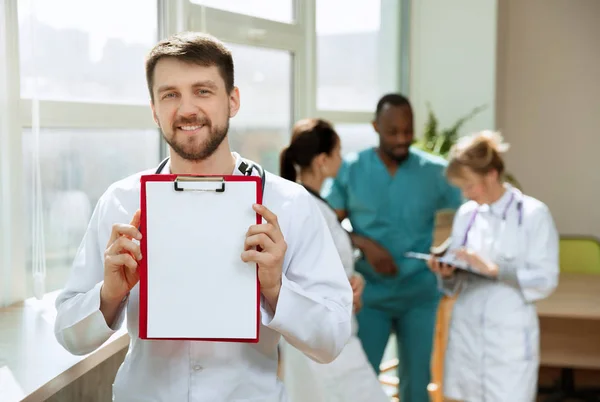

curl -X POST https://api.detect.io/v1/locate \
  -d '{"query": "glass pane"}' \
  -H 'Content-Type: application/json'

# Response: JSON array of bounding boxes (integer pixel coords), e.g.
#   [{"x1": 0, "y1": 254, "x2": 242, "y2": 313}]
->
[
  {"x1": 18, "y1": 0, "x2": 157, "y2": 104},
  {"x1": 227, "y1": 44, "x2": 292, "y2": 174},
  {"x1": 191, "y1": 0, "x2": 294, "y2": 23},
  {"x1": 22, "y1": 129, "x2": 160, "y2": 296},
  {"x1": 317, "y1": 0, "x2": 386, "y2": 111},
  {"x1": 334, "y1": 123, "x2": 378, "y2": 155}
]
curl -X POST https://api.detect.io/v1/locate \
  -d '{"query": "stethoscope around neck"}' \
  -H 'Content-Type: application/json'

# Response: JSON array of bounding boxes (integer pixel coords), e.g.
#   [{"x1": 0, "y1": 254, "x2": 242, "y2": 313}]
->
[{"x1": 461, "y1": 189, "x2": 524, "y2": 247}]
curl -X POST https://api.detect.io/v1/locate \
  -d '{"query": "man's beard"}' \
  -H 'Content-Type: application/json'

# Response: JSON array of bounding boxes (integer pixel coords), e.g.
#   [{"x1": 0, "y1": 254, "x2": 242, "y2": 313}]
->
[
  {"x1": 162, "y1": 116, "x2": 229, "y2": 162},
  {"x1": 384, "y1": 144, "x2": 411, "y2": 164}
]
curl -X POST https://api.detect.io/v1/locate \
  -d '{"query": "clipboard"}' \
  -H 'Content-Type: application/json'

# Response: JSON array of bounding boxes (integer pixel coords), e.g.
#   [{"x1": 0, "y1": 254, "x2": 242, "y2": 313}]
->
[
  {"x1": 138, "y1": 173, "x2": 263, "y2": 342},
  {"x1": 404, "y1": 251, "x2": 494, "y2": 279}
]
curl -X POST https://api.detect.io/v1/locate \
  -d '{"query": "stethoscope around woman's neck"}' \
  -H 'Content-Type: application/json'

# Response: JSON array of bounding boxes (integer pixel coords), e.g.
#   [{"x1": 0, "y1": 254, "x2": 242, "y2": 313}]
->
[{"x1": 461, "y1": 189, "x2": 524, "y2": 247}]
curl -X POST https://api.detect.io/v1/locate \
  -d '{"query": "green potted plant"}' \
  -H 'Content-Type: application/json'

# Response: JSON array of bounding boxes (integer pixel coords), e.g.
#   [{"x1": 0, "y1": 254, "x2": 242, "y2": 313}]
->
[{"x1": 415, "y1": 102, "x2": 522, "y2": 189}]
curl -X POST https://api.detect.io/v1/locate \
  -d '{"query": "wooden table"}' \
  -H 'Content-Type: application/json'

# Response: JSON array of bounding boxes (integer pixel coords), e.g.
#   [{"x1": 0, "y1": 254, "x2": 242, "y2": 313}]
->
[
  {"x1": 0, "y1": 291, "x2": 129, "y2": 402},
  {"x1": 536, "y1": 273, "x2": 600, "y2": 369}
]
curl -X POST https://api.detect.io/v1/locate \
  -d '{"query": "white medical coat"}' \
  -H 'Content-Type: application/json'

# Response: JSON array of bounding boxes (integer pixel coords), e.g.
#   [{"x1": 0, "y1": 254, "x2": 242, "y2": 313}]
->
[
  {"x1": 282, "y1": 192, "x2": 388, "y2": 402},
  {"x1": 54, "y1": 153, "x2": 353, "y2": 402},
  {"x1": 438, "y1": 185, "x2": 559, "y2": 402}
]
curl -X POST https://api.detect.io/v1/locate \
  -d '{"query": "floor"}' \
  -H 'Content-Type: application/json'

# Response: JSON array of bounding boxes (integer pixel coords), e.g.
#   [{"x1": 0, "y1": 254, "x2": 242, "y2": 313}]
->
[
  {"x1": 536, "y1": 367, "x2": 600, "y2": 401},
  {"x1": 378, "y1": 335, "x2": 600, "y2": 401},
  {"x1": 379, "y1": 368, "x2": 600, "y2": 401}
]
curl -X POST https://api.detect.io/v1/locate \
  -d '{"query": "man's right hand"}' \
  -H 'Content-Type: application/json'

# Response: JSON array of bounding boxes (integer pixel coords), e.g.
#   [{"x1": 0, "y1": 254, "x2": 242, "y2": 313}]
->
[
  {"x1": 101, "y1": 209, "x2": 143, "y2": 306},
  {"x1": 360, "y1": 238, "x2": 398, "y2": 276}
]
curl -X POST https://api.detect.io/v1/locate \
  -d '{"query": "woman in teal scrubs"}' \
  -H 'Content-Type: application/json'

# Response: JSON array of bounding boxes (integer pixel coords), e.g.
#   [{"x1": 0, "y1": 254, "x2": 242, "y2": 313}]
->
[{"x1": 322, "y1": 94, "x2": 462, "y2": 402}]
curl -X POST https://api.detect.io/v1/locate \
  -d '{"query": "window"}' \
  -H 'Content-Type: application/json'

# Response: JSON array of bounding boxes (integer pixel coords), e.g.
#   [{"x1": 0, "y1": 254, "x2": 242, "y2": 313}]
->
[
  {"x1": 12, "y1": 0, "x2": 160, "y2": 301},
  {"x1": 2, "y1": 0, "x2": 405, "y2": 306},
  {"x1": 18, "y1": 0, "x2": 157, "y2": 104},
  {"x1": 22, "y1": 128, "x2": 159, "y2": 295},
  {"x1": 317, "y1": 0, "x2": 381, "y2": 111},
  {"x1": 191, "y1": 0, "x2": 294, "y2": 23},
  {"x1": 316, "y1": 0, "x2": 400, "y2": 112},
  {"x1": 227, "y1": 44, "x2": 292, "y2": 174},
  {"x1": 334, "y1": 123, "x2": 378, "y2": 155}
]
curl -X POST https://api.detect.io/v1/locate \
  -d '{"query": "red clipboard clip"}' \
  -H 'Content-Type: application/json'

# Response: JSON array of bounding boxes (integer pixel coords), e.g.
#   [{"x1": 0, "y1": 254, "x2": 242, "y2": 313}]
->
[{"x1": 173, "y1": 176, "x2": 226, "y2": 192}]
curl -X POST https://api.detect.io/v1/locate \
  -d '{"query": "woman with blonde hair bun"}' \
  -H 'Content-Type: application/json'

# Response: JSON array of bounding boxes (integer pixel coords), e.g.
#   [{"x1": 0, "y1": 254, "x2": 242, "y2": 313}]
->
[{"x1": 426, "y1": 130, "x2": 559, "y2": 401}]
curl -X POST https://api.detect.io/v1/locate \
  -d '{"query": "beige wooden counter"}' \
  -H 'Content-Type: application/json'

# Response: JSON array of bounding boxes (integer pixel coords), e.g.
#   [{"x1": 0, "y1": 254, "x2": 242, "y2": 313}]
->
[
  {"x1": 536, "y1": 273, "x2": 600, "y2": 369},
  {"x1": 0, "y1": 291, "x2": 129, "y2": 402}
]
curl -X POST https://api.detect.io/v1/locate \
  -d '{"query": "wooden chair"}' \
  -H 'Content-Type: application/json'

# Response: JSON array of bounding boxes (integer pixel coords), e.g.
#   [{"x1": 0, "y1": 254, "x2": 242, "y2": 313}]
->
[
  {"x1": 428, "y1": 221, "x2": 456, "y2": 402},
  {"x1": 428, "y1": 294, "x2": 456, "y2": 402}
]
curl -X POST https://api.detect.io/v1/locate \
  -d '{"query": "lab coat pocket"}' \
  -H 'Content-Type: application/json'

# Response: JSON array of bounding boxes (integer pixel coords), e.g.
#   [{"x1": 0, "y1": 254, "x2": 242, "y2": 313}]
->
[
  {"x1": 486, "y1": 325, "x2": 538, "y2": 364},
  {"x1": 523, "y1": 325, "x2": 539, "y2": 361}
]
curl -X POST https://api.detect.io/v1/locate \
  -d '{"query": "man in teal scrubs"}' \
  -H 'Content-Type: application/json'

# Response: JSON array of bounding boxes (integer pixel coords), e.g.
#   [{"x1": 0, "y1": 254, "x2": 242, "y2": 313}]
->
[{"x1": 323, "y1": 94, "x2": 462, "y2": 401}]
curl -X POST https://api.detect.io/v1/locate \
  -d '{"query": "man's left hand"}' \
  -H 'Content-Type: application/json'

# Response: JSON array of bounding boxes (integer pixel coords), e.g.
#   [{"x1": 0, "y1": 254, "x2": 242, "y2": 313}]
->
[
  {"x1": 242, "y1": 204, "x2": 287, "y2": 311},
  {"x1": 455, "y1": 248, "x2": 498, "y2": 277}
]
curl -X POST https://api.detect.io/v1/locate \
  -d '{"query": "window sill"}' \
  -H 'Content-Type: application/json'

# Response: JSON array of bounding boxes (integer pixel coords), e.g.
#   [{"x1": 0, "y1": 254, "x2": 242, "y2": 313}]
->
[{"x1": 0, "y1": 290, "x2": 129, "y2": 402}]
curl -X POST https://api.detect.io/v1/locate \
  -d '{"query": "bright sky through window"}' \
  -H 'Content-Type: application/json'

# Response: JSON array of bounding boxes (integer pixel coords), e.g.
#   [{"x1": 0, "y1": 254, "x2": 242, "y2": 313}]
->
[
  {"x1": 17, "y1": 0, "x2": 156, "y2": 62},
  {"x1": 18, "y1": 0, "x2": 380, "y2": 61}
]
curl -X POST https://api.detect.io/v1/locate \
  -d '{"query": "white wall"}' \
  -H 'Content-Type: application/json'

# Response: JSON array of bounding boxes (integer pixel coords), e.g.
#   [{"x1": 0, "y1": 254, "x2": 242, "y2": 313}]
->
[
  {"x1": 410, "y1": 0, "x2": 600, "y2": 238},
  {"x1": 409, "y1": 0, "x2": 497, "y2": 137},
  {"x1": 496, "y1": 0, "x2": 600, "y2": 238}
]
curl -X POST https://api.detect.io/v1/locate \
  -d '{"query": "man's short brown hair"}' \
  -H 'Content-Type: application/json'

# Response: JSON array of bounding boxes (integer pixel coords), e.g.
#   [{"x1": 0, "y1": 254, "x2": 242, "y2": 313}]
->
[{"x1": 145, "y1": 32, "x2": 235, "y2": 102}]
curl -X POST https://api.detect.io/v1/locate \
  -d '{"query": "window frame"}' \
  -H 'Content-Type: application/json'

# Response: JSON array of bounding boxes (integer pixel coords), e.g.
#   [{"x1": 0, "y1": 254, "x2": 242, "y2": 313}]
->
[
  {"x1": 189, "y1": 2, "x2": 311, "y2": 122},
  {"x1": 1, "y1": 0, "x2": 27, "y2": 306}
]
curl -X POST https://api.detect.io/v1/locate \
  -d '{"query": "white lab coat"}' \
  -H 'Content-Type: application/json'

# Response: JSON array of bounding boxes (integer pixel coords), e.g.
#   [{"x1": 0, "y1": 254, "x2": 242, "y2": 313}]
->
[
  {"x1": 438, "y1": 184, "x2": 559, "y2": 402},
  {"x1": 282, "y1": 191, "x2": 389, "y2": 402},
  {"x1": 53, "y1": 153, "x2": 353, "y2": 402}
]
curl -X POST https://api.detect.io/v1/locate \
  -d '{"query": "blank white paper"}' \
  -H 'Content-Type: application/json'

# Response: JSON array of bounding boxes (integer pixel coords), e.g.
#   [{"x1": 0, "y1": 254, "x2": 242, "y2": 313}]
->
[{"x1": 144, "y1": 179, "x2": 258, "y2": 340}]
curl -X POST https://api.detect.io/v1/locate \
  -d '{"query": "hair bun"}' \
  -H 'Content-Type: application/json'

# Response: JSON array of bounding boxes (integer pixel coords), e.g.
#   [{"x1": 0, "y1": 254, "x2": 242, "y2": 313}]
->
[
  {"x1": 447, "y1": 129, "x2": 508, "y2": 178},
  {"x1": 477, "y1": 130, "x2": 510, "y2": 153},
  {"x1": 455, "y1": 130, "x2": 510, "y2": 154}
]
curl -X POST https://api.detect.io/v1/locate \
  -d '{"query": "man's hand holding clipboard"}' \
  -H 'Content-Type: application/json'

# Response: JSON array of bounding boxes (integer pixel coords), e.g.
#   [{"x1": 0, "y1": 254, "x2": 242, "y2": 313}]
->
[
  {"x1": 100, "y1": 209, "x2": 143, "y2": 327},
  {"x1": 242, "y1": 203, "x2": 287, "y2": 312}
]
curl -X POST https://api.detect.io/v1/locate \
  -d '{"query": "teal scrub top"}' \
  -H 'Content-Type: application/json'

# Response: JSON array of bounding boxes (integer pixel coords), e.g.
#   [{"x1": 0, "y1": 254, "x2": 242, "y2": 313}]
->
[{"x1": 322, "y1": 147, "x2": 463, "y2": 306}]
